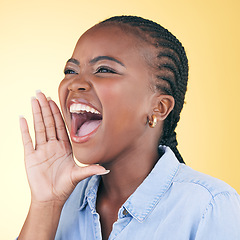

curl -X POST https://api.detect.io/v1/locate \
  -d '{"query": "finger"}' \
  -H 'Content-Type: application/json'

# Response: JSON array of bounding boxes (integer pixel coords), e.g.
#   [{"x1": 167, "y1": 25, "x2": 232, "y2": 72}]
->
[
  {"x1": 32, "y1": 97, "x2": 47, "y2": 146},
  {"x1": 19, "y1": 116, "x2": 34, "y2": 156},
  {"x1": 36, "y1": 91, "x2": 56, "y2": 141},
  {"x1": 71, "y1": 165, "x2": 110, "y2": 185},
  {"x1": 48, "y1": 100, "x2": 70, "y2": 142}
]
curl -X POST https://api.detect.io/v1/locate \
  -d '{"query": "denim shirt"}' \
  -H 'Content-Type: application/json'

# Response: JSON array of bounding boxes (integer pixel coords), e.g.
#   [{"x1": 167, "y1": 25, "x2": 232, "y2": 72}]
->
[{"x1": 55, "y1": 146, "x2": 240, "y2": 240}]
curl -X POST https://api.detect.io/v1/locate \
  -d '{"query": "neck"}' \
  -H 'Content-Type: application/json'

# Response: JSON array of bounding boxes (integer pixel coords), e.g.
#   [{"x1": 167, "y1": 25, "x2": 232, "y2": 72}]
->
[{"x1": 99, "y1": 142, "x2": 160, "y2": 202}]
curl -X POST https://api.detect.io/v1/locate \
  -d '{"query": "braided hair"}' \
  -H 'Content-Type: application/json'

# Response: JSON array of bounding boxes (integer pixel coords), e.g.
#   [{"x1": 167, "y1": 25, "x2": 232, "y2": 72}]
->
[{"x1": 98, "y1": 16, "x2": 189, "y2": 164}]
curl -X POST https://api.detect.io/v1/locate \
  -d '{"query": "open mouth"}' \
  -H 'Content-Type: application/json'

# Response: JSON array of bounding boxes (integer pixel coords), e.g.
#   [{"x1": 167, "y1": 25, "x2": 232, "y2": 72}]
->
[{"x1": 69, "y1": 103, "x2": 102, "y2": 142}]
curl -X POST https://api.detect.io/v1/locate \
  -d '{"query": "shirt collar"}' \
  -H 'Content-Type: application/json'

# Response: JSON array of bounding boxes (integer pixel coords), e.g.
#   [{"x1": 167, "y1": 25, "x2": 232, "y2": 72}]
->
[
  {"x1": 123, "y1": 146, "x2": 180, "y2": 222},
  {"x1": 79, "y1": 146, "x2": 180, "y2": 222},
  {"x1": 79, "y1": 175, "x2": 101, "y2": 211}
]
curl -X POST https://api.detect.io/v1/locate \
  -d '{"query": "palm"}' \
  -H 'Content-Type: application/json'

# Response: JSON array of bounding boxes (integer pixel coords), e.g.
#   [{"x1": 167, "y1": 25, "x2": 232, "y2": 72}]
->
[
  {"x1": 25, "y1": 140, "x2": 74, "y2": 202},
  {"x1": 20, "y1": 92, "x2": 107, "y2": 204}
]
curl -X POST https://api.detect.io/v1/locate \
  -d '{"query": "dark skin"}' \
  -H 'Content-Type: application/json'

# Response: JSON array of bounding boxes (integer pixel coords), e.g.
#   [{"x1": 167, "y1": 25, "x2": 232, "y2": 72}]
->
[
  {"x1": 59, "y1": 25, "x2": 175, "y2": 239},
  {"x1": 18, "y1": 24, "x2": 175, "y2": 240}
]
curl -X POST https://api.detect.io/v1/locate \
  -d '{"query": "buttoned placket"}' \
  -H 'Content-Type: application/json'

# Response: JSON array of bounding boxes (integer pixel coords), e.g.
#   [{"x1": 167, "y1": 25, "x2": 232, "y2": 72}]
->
[
  {"x1": 106, "y1": 207, "x2": 132, "y2": 240},
  {"x1": 92, "y1": 209, "x2": 102, "y2": 240},
  {"x1": 86, "y1": 178, "x2": 103, "y2": 240},
  {"x1": 89, "y1": 199, "x2": 133, "y2": 240}
]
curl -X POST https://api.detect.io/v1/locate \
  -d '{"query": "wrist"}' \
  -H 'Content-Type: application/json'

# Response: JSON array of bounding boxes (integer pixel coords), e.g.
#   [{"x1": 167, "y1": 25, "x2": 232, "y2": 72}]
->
[
  {"x1": 18, "y1": 200, "x2": 63, "y2": 240},
  {"x1": 30, "y1": 199, "x2": 65, "y2": 210}
]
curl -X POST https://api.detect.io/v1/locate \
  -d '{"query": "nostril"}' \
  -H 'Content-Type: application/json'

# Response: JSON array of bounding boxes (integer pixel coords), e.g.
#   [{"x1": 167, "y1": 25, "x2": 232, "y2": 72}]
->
[{"x1": 68, "y1": 78, "x2": 91, "y2": 92}]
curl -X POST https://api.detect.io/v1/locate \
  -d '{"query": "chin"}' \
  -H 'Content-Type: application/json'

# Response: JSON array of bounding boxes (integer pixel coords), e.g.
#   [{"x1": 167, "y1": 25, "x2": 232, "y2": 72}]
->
[{"x1": 73, "y1": 147, "x2": 101, "y2": 165}]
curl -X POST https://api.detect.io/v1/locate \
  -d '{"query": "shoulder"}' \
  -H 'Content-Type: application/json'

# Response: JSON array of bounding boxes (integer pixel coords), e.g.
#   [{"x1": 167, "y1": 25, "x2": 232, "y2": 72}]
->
[
  {"x1": 156, "y1": 146, "x2": 239, "y2": 217},
  {"x1": 172, "y1": 166, "x2": 240, "y2": 239},
  {"x1": 173, "y1": 163, "x2": 238, "y2": 198},
  {"x1": 172, "y1": 164, "x2": 240, "y2": 220},
  {"x1": 167, "y1": 163, "x2": 240, "y2": 219},
  {"x1": 159, "y1": 146, "x2": 238, "y2": 200},
  {"x1": 167, "y1": 163, "x2": 240, "y2": 238}
]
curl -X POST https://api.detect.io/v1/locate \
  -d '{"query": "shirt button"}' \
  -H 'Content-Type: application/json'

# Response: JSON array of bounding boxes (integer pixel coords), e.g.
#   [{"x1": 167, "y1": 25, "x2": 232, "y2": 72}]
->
[{"x1": 123, "y1": 209, "x2": 128, "y2": 216}]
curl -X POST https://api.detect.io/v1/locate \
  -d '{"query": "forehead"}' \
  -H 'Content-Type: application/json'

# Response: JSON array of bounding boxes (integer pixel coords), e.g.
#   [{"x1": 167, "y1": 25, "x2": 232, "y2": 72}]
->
[
  {"x1": 81, "y1": 24, "x2": 140, "y2": 47},
  {"x1": 72, "y1": 24, "x2": 155, "y2": 63}
]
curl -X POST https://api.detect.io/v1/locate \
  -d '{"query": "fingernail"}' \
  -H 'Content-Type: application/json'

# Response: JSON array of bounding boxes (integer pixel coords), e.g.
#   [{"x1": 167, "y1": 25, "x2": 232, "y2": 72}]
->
[
  {"x1": 36, "y1": 89, "x2": 42, "y2": 94},
  {"x1": 47, "y1": 97, "x2": 52, "y2": 101},
  {"x1": 31, "y1": 96, "x2": 36, "y2": 101},
  {"x1": 19, "y1": 115, "x2": 24, "y2": 119},
  {"x1": 96, "y1": 170, "x2": 110, "y2": 176}
]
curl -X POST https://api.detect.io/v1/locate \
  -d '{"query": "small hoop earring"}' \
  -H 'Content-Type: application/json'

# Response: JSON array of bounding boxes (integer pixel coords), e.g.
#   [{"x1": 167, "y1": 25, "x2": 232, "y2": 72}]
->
[{"x1": 148, "y1": 115, "x2": 157, "y2": 128}]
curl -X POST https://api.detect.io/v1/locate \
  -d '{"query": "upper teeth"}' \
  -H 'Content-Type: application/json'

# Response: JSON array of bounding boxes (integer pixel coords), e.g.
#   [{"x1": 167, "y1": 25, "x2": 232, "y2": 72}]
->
[{"x1": 70, "y1": 103, "x2": 100, "y2": 114}]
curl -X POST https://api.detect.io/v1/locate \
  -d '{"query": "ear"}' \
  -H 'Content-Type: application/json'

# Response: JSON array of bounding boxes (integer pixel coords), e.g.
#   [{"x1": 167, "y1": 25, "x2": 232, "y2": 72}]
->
[{"x1": 153, "y1": 95, "x2": 175, "y2": 121}]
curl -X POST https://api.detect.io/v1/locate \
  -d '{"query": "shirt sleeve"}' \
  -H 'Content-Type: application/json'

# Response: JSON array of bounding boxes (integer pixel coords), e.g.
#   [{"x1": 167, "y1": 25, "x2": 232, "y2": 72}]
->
[{"x1": 195, "y1": 191, "x2": 240, "y2": 240}]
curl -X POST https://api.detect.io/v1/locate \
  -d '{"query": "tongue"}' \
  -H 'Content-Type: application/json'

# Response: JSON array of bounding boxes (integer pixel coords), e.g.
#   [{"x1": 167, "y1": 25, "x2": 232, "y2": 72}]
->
[{"x1": 77, "y1": 120, "x2": 102, "y2": 137}]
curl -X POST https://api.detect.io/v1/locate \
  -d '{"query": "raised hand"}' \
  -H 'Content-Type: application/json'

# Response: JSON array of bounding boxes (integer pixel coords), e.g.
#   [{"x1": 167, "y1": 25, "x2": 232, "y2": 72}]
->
[
  {"x1": 19, "y1": 91, "x2": 108, "y2": 204},
  {"x1": 18, "y1": 91, "x2": 108, "y2": 239}
]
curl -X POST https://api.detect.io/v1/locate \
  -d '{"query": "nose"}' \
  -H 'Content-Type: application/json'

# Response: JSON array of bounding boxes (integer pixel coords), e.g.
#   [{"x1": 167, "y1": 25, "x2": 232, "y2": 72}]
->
[{"x1": 68, "y1": 75, "x2": 92, "y2": 92}]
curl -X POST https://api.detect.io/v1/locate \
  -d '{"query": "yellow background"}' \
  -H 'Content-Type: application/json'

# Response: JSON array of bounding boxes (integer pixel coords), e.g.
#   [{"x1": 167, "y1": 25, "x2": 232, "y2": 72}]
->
[{"x1": 1, "y1": 0, "x2": 239, "y2": 238}]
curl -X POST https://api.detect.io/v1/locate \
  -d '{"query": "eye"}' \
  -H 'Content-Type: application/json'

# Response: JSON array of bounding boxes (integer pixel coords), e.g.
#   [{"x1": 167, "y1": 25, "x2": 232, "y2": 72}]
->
[
  {"x1": 64, "y1": 69, "x2": 78, "y2": 75},
  {"x1": 95, "y1": 66, "x2": 116, "y2": 74}
]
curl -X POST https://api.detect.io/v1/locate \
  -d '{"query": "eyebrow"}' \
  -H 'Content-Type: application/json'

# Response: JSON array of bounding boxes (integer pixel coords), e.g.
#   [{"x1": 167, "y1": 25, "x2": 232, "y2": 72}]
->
[
  {"x1": 89, "y1": 56, "x2": 125, "y2": 67},
  {"x1": 67, "y1": 56, "x2": 125, "y2": 67},
  {"x1": 67, "y1": 58, "x2": 80, "y2": 65}
]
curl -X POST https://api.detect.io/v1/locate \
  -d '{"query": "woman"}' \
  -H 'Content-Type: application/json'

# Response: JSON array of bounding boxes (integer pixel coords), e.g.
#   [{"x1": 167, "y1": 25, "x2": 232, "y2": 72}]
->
[{"x1": 18, "y1": 16, "x2": 240, "y2": 239}]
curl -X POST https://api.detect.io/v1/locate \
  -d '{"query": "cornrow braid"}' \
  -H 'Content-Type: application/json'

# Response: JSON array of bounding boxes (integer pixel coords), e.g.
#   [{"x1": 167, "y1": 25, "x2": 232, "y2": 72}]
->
[{"x1": 99, "y1": 16, "x2": 189, "y2": 164}]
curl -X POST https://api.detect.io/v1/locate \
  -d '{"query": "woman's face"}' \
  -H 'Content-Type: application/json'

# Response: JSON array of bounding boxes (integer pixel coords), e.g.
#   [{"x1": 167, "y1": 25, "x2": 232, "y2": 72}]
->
[{"x1": 59, "y1": 24, "x2": 157, "y2": 165}]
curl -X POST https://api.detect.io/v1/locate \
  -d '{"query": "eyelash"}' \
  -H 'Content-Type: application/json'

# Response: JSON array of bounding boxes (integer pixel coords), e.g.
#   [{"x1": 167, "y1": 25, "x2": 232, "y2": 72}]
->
[
  {"x1": 64, "y1": 66, "x2": 117, "y2": 75},
  {"x1": 64, "y1": 69, "x2": 77, "y2": 75},
  {"x1": 95, "y1": 66, "x2": 116, "y2": 74}
]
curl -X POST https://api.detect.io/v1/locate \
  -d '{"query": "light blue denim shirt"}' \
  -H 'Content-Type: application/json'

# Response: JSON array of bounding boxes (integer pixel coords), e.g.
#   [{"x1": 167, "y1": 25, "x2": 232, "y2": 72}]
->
[{"x1": 55, "y1": 146, "x2": 240, "y2": 239}]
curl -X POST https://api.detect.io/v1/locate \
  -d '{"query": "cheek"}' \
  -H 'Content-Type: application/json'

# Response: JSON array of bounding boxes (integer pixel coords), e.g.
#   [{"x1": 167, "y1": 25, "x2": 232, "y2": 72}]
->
[
  {"x1": 95, "y1": 80, "x2": 134, "y2": 119},
  {"x1": 94, "y1": 78, "x2": 139, "y2": 104},
  {"x1": 95, "y1": 79, "x2": 150, "y2": 128},
  {"x1": 94, "y1": 79, "x2": 120, "y2": 100}
]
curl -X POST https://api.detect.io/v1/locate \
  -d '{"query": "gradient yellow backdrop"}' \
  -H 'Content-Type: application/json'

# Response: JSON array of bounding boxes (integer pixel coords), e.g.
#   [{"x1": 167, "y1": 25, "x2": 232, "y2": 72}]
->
[{"x1": 1, "y1": 0, "x2": 240, "y2": 238}]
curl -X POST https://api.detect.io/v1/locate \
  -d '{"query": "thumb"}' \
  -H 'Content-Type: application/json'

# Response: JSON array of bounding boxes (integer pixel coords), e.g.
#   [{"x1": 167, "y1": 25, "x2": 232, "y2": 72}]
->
[{"x1": 71, "y1": 164, "x2": 110, "y2": 185}]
